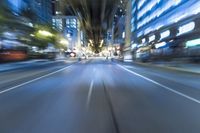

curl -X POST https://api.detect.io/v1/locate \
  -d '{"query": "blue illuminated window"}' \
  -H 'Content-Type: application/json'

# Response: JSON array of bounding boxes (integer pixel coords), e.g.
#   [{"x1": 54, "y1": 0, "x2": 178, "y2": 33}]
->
[{"x1": 138, "y1": 0, "x2": 146, "y2": 9}]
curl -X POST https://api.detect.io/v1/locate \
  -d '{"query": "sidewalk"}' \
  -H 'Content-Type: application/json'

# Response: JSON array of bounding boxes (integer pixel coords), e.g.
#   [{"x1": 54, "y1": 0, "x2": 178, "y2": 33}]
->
[
  {"x1": 134, "y1": 60, "x2": 200, "y2": 74},
  {"x1": 0, "y1": 58, "x2": 78, "y2": 72}
]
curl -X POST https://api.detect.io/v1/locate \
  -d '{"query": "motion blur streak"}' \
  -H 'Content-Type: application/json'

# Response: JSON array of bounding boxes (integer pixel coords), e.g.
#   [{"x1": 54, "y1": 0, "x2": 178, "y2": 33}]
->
[
  {"x1": 1, "y1": 0, "x2": 200, "y2": 133},
  {"x1": 0, "y1": 58, "x2": 200, "y2": 133}
]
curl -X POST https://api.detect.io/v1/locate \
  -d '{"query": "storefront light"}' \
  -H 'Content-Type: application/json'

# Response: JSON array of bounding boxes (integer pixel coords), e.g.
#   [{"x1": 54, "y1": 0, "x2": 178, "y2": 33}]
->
[
  {"x1": 186, "y1": 38, "x2": 200, "y2": 47},
  {"x1": 155, "y1": 42, "x2": 166, "y2": 49}
]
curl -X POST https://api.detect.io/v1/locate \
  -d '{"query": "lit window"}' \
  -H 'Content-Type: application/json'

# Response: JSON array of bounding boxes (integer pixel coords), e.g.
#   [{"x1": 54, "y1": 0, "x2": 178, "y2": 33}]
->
[
  {"x1": 132, "y1": 0, "x2": 135, "y2": 6},
  {"x1": 149, "y1": 35, "x2": 155, "y2": 42},
  {"x1": 131, "y1": 18, "x2": 134, "y2": 24},
  {"x1": 138, "y1": 0, "x2": 160, "y2": 20},
  {"x1": 144, "y1": 26, "x2": 154, "y2": 35},
  {"x1": 131, "y1": 43, "x2": 137, "y2": 49},
  {"x1": 66, "y1": 19, "x2": 69, "y2": 24},
  {"x1": 155, "y1": 42, "x2": 166, "y2": 49},
  {"x1": 168, "y1": 1, "x2": 200, "y2": 25},
  {"x1": 137, "y1": 31, "x2": 143, "y2": 37},
  {"x1": 142, "y1": 38, "x2": 146, "y2": 43},
  {"x1": 131, "y1": 24, "x2": 135, "y2": 32},
  {"x1": 138, "y1": 0, "x2": 146, "y2": 9},
  {"x1": 132, "y1": 7, "x2": 136, "y2": 14},
  {"x1": 177, "y1": 22, "x2": 195, "y2": 36},
  {"x1": 160, "y1": 30, "x2": 170, "y2": 39},
  {"x1": 122, "y1": 32, "x2": 125, "y2": 39},
  {"x1": 137, "y1": 1, "x2": 200, "y2": 34},
  {"x1": 174, "y1": 0, "x2": 182, "y2": 6}
]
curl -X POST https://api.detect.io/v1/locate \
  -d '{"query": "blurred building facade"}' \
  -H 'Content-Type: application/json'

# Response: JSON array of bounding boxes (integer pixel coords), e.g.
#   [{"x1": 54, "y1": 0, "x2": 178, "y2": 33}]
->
[
  {"x1": 130, "y1": 0, "x2": 200, "y2": 61},
  {"x1": 4, "y1": 0, "x2": 52, "y2": 24},
  {"x1": 113, "y1": 16, "x2": 125, "y2": 46},
  {"x1": 30, "y1": 0, "x2": 52, "y2": 24},
  {"x1": 124, "y1": 0, "x2": 132, "y2": 47},
  {"x1": 131, "y1": 0, "x2": 200, "y2": 46}
]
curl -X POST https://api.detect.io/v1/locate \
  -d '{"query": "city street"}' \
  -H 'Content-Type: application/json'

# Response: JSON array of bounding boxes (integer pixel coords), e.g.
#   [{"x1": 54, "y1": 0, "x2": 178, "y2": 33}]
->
[{"x1": 0, "y1": 58, "x2": 200, "y2": 133}]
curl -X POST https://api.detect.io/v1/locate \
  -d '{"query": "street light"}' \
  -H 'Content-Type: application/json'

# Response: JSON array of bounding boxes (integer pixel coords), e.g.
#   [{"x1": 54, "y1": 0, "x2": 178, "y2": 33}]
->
[
  {"x1": 30, "y1": 34, "x2": 35, "y2": 37},
  {"x1": 99, "y1": 40, "x2": 104, "y2": 48},
  {"x1": 38, "y1": 30, "x2": 53, "y2": 37},
  {"x1": 60, "y1": 39, "x2": 69, "y2": 45},
  {"x1": 89, "y1": 40, "x2": 93, "y2": 44}
]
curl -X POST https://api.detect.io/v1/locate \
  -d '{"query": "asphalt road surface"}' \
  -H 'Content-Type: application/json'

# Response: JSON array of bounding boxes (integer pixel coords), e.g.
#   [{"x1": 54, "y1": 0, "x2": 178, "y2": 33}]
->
[{"x1": 0, "y1": 58, "x2": 200, "y2": 133}]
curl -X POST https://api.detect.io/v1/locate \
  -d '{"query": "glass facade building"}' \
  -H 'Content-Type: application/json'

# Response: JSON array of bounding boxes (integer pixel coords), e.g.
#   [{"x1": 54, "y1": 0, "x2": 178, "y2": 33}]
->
[
  {"x1": 64, "y1": 17, "x2": 78, "y2": 49},
  {"x1": 30, "y1": 0, "x2": 52, "y2": 23},
  {"x1": 5, "y1": 0, "x2": 52, "y2": 24},
  {"x1": 6, "y1": 0, "x2": 27, "y2": 14},
  {"x1": 131, "y1": 0, "x2": 200, "y2": 44}
]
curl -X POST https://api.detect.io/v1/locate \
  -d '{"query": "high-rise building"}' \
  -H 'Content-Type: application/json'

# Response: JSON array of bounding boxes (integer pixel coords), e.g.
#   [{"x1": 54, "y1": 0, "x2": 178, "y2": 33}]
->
[
  {"x1": 113, "y1": 16, "x2": 125, "y2": 46},
  {"x1": 124, "y1": 0, "x2": 132, "y2": 48},
  {"x1": 113, "y1": 0, "x2": 127, "y2": 46},
  {"x1": 64, "y1": 16, "x2": 79, "y2": 49},
  {"x1": 52, "y1": 16, "x2": 64, "y2": 32},
  {"x1": 52, "y1": 16, "x2": 80, "y2": 49},
  {"x1": 52, "y1": 0, "x2": 63, "y2": 16},
  {"x1": 123, "y1": 0, "x2": 132, "y2": 60},
  {"x1": 29, "y1": 0, "x2": 52, "y2": 24},
  {"x1": 5, "y1": 0, "x2": 52, "y2": 24},
  {"x1": 131, "y1": 0, "x2": 200, "y2": 46}
]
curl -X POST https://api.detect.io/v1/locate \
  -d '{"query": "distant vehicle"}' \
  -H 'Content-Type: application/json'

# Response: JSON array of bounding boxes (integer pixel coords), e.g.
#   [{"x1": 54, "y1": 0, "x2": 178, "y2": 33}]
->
[{"x1": 70, "y1": 52, "x2": 76, "y2": 57}]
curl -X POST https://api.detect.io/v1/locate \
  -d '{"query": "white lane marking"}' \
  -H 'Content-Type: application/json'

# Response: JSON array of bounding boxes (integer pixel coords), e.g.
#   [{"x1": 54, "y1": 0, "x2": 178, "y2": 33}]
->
[
  {"x1": 117, "y1": 64, "x2": 200, "y2": 104},
  {"x1": 124, "y1": 65, "x2": 136, "y2": 69},
  {"x1": 86, "y1": 80, "x2": 94, "y2": 108},
  {"x1": 0, "y1": 65, "x2": 72, "y2": 95}
]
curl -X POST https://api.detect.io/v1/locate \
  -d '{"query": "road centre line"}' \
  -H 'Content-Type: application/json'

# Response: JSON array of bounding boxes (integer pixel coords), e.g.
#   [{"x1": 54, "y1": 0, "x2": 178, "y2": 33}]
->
[
  {"x1": 0, "y1": 65, "x2": 72, "y2": 95},
  {"x1": 117, "y1": 64, "x2": 200, "y2": 104}
]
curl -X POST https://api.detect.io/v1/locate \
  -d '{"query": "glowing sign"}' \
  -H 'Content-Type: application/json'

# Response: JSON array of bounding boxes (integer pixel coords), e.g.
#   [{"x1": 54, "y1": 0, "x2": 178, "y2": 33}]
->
[{"x1": 186, "y1": 38, "x2": 200, "y2": 47}]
